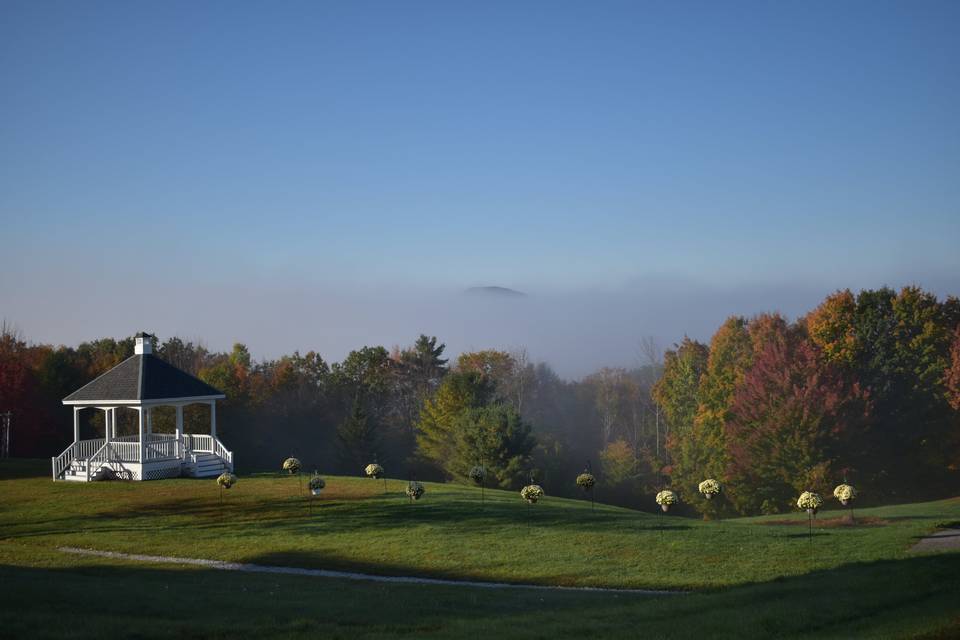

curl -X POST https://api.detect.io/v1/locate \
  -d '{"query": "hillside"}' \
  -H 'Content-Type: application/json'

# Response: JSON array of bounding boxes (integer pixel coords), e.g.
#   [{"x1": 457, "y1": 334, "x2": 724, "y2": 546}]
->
[{"x1": 2, "y1": 461, "x2": 960, "y2": 638}]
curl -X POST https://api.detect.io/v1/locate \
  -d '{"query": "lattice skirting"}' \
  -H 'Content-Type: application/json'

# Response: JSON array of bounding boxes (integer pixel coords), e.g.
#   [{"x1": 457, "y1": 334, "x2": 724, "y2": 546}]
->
[{"x1": 141, "y1": 463, "x2": 183, "y2": 481}]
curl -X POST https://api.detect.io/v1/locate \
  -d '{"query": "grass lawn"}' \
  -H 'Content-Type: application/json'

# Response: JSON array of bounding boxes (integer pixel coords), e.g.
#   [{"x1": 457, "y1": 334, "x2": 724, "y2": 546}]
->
[{"x1": 1, "y1": 459, "x2": 958, "y2": 638}]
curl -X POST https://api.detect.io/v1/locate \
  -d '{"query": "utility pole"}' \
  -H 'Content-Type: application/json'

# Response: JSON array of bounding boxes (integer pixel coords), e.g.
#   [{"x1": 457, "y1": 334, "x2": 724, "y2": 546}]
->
[{"x1": 0, "y1": 411, "x2": 11, "y2": 458}]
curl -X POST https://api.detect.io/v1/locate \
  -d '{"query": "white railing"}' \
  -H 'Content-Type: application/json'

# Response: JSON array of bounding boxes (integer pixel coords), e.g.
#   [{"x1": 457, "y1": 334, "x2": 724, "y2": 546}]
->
[
  {"x1": 51, "y1": 438, "x2": 105, "y2": 480},
  {"x1": 51, "y1": 433, "x2": 233, "y2": 479},
  {"x1": 111, "y1": 441, "x2": 141, "y2": 462},
  {"x1": 86, "y1": 441, "x2": 113, "y2": 481},
  {"x1": 214, "y1": 437, "x2": 233, "y2": 465},
  {"x1": 145, "y1": 437, "x2": 177, "y2": 461},
  {"x1": 184, "y1": 434, "x2": 214, "y2": 454}
]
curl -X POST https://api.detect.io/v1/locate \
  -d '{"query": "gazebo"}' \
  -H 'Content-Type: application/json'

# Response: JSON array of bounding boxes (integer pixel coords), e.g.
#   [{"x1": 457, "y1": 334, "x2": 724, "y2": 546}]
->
[{"x1": 52, "y1": 333, "x2": 234, "y2": 482}]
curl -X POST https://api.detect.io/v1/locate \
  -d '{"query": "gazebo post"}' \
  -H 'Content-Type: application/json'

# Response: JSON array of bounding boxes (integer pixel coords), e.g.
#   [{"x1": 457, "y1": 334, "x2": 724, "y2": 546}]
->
[
  {"x1": 137, "y1": 406, "x2": 145, "y2": 463},
  {"x1": 210, "y1": 401, "x2": 217, "y2": 441},
  {"x1": 73, "y1": 407, "x2": 80, "y2": 443},
  {"x1": 175, "y1": 405, "x2": 184, "y2": 458},
  {"x1": 103, "y1": 408, "x2": 111, "y2": 444},
  {"x1": 111, "y1": 408, "x2": 117, "y2": 439}
]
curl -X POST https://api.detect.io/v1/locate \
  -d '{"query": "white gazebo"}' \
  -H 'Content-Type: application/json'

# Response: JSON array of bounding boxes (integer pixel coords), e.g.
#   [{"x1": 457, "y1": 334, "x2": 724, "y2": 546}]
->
[{"x1": 52, "y1": 333, "x2": 234, "y2": 482}]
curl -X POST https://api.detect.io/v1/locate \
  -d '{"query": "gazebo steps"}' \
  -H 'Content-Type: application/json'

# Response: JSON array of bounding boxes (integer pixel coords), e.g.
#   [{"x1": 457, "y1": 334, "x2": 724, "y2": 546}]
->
[{"x1": 182, "y1": 453, "x2": 232, "y2": 478}]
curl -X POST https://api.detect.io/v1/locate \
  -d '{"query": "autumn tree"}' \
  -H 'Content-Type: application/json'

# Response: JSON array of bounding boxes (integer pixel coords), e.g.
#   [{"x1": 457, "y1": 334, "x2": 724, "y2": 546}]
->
[
  {"x1": 725, "y1": 322, "x2": 870, "y2": 514},
  {"x1": 415, "y1": 371, "x2": 494, "y2": 473},
  {"x1": 665, "y1": 319, "x2": 752, "y2": 517}
]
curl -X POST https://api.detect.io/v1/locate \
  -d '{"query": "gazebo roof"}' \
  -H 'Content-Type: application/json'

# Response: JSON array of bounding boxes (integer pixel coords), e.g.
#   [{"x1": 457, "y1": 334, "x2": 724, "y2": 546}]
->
[{"x1": 63, "y1": 354, "x2": 225, "y2": 404}]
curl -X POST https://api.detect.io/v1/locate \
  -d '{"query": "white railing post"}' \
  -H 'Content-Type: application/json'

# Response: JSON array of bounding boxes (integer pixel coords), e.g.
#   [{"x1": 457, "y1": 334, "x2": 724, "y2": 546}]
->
[{"x1": 137, "y1": 407, "x2": 145, "y2": 463}]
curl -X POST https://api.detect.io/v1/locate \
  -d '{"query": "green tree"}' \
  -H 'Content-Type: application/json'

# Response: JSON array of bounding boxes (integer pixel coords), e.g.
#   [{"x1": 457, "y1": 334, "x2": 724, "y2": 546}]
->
[
  {"x1": 451, "y1": 404, "x2": 535, "y2": 488},
  {"x1": 664, "y1": 319, "x2": 752, "y2": 518},
  {"x1": 336, "y1": 396, "x2": 380, "y2": 471},
  {"x1": 415, "y1": 371, "x2": 494, "y2": 472}
]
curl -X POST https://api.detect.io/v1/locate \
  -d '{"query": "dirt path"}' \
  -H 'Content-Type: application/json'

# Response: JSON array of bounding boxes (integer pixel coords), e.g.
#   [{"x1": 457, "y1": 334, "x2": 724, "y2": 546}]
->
[
  {"x1": 57, "y1": 546, "x2": 679, "y2": 595},
  {"x1": 909, "y1": 527, "x2": 960, "y2": 553}
]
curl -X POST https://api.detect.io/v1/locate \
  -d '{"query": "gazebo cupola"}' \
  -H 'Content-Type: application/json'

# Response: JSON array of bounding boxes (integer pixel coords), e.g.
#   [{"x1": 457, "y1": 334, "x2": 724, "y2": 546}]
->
[{"x1": 52, "y1": 332, "x2": 234, "y2": 482}]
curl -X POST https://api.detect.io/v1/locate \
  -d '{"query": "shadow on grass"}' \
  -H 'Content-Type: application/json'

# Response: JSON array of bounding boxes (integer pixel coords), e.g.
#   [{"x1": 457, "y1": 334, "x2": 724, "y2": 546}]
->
[{"x1": 1, "y1": 552, "x2": 959, "y2": 638}]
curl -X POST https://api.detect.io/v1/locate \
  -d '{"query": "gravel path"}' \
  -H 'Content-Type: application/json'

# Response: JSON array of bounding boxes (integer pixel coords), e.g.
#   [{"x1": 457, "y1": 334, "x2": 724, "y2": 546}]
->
[
  {"x1": 909, "y1": 528, "x2": 960, "y2": 553},
  {"x1": 58, "y1": 546, "x2": 679, "y2": 595}
]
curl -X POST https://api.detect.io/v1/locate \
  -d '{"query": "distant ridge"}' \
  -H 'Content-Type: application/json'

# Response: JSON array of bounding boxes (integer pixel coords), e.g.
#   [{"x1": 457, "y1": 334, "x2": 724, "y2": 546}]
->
[{"x1": 464, "y1": 286, "x2": 527, "y2": 298}]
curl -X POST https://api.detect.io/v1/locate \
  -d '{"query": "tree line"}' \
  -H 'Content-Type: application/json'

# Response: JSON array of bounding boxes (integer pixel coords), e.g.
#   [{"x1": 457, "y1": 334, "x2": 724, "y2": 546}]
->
[
  {"x1": 655, "y1": 286, "x2": 960, "y2": 516},
  {"x1": 2, "y1": 285, "x2": 958, "y2": 514}
]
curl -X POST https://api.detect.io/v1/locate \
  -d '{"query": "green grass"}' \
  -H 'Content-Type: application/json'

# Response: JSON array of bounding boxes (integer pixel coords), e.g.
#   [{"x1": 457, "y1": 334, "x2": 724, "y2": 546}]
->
[{"x1": 1, "y1": 459, "x2": 958, "y2": 638}]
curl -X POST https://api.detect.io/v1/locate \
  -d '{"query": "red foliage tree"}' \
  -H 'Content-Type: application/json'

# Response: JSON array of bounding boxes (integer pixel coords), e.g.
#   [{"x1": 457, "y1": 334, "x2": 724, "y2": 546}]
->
[{"x1": 725, "y1": 322, "x2": 870, "y2": 514}]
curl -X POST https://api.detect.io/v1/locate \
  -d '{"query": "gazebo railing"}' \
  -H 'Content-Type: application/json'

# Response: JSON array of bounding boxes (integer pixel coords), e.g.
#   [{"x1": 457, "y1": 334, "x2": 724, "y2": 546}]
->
[
  {"x1": 53, "y1": 433, "x2": 232, "y2": 479},
  {"x1": 51, "y1": 438, "x2": 105, "y2": 479}
]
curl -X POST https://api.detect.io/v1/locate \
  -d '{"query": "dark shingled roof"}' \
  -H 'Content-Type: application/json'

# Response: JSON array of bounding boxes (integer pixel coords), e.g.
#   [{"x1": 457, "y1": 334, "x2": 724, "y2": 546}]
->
[{"x1": 63, "y1": 354, "x2": 225, "y2": 403}]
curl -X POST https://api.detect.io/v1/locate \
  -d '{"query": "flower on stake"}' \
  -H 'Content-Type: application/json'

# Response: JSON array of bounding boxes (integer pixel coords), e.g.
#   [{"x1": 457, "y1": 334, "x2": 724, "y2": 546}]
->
[
  {"x1": 217, "y1": 472, "x2": 236, "y2": 489},
  {"x1": 520, "y1": 484, "x2": 544, "y2": 504},
  {"x1": 309, "y1": 473, "x2": 326, "y2": 497},
  {"x1": 656, "y1": 490, "x2": 678, "y2": 512},
  {"x1": 469, "y1": 465, "x2": 486, "y2": 485},
  {"x1": 216, "y1": 472, "x2": 236, "y2": 507},
  {"x1": 405, "y1": 480, "x2": 425, "y2": 502},
  {"x1": 698, "y1": 479, "x2": 722, "y2": 500},
  {"x1": 797, "y1": 491, "x2": 824, "y2": 515},
  {"x1": 576, "y1": 473, "x2": 596, "y2": 491},
  {"x1": 833, "y1": 484, "x2": 856, "y2": 506},
  {"x1": 282, "y1": 457, "x2": 302, "y2": 475}
]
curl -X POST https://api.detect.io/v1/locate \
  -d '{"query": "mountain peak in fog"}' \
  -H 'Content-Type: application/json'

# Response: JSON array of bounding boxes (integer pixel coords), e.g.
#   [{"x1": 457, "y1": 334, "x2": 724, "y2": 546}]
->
[{"x1": 464, "y1": 286, "x2": 527, "y2": 298}]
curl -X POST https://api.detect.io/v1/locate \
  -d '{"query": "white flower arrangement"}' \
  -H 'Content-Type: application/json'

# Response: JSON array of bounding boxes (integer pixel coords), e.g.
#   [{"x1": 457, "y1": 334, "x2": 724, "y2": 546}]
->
[
  {"x1": 576, "y1": 473, "x2": 596, "y2": 491},
  {"x1": 797, "y1": 491, "x2": 824, "y2": 514},
  {"x1": 216, "y1": 472, "x2": 237, "y2": 489},
  {"x1": 656, "y1": 490, "x2": 678, "y2": 512},
  {"x1": 469, "y1": 465, "x2": 486, "y2": 485},
  {"x1": 698, "y1": 479, "x2": 722, "y2": 499},
  {"x1": 365, "y1": 463, "x2": 384, "y2": 479},
  {"x1": 405, "y1": 480, "x2": 425, "y2": 500},
  {"x1": 521, "y1": 484, "x2": 544, "y2": 504},
  {"x1": 833, "y1": 484, "x2": 856, "y2": 506},
  {"x1": 282, "y1": 457, "x2": 302, "y2": 474},
  {"x1": 309, "y1": 474, "x2": 326, "y2": 496}
]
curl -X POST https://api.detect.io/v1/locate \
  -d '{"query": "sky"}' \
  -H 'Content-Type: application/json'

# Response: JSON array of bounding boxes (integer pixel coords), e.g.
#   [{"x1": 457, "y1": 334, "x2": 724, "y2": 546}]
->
[{"x1": 1, "y1": 1, "x2": 958, "y2": 376}]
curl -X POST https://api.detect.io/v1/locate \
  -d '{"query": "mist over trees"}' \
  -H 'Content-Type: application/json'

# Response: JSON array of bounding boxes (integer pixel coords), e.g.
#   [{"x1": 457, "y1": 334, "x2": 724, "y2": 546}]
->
[{"x1": 2, "y1": 285, "x2": 959, "y2": 515}]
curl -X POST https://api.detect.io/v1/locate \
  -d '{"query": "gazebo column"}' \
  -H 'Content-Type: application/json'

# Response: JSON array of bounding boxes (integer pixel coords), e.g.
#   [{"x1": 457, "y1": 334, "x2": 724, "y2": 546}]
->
[
  {"x1": 137, "y1": 407, "x2": 145, "y2": 463},
  {"x1": 175, "y1": 405, "x2": 184, "y2": 458},
  {"x1": 146, "y1": 407, "x2": 153, "y2": 437},
  {"x1": 111, "y1": 408, "x2": 118, "y2": 439},
  {"x1": 103, "y1": 408, "x2": 111, "y2": 444},
  {"x1": 73, "y1": 407, "x2": 80, "y2": 443},
  {"x1": 210, "y1": 401, "x2": 217, "y2": 442}
]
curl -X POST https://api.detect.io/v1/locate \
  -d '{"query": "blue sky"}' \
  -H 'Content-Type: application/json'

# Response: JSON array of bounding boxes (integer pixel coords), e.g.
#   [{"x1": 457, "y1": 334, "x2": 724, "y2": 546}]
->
[{"x1": 1, "y1": 1, "x2": 958, "y2": 374}]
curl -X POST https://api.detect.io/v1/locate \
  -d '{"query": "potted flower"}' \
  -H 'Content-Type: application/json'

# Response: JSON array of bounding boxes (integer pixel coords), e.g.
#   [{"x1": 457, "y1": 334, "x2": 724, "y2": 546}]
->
[
  {"x1": 833, "y1": 483, "x2": 856, "y2": 506},
  {"x1": 797, "y1": 491, "x2": 823, "y2": 515},
  {"x1": 216, "y1": 472, "x2": 236, "y2": 506},
  {"x1": 217, "y1": 472, "x2": 236, "y2": 489},
  {"x1": 282, "y1": 457, "x2": 303, "y2": 495},
  {"x1": 797, "y1": 491, "x2": 824, "y2": 540},
  {"x1": 469, "y1": 465, "x2": 486, "y2": 485},
  {"x1": 698, "y1": 479, "x2": 721, "y2": 500},
  {"x1": 520, "y1": 484, "x2": 544, "y2": 504},
  {"x1": 576, "y1": 472, "x2": 596, "y2": 491},
  {"x1": 282, "y1": 457, "x2": 302, "y2": 475},
  {"x1": 655, "y1": 489, "x2": 678, "y2": 512},
  {"x1": 366, "y1": 463, "x2": 387, "y2": 493},
  {"x1": 309, "y1": 473, "x2": 326, "y2": 497},
  {"x1": 405, "y1": 480, "x2": 425, "y2": 502},
  {"x1": 469, "y1": 465, "x2": 487, "y2": 504}
]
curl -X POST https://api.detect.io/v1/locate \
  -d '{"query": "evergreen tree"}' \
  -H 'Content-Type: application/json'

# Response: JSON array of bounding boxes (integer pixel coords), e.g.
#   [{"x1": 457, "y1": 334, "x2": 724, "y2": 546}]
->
[{"x1": 336, "y1": 396, "x2": 380, "y2": 472}]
